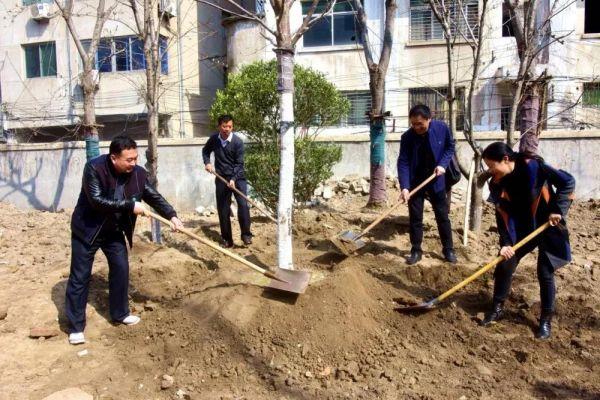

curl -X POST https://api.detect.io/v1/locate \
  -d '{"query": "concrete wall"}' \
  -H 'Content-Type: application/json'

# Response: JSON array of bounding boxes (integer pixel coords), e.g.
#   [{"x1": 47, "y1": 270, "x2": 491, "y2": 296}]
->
[{"x1": 1, "y1": 131, "x2": 599, "y2": 212}]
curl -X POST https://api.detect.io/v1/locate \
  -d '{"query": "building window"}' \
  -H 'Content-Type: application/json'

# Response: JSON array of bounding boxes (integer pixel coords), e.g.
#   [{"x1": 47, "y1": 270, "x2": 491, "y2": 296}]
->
[
  {"x1": 340, "y1": 91, "x2": 371, "y2": 125},
  {"x1": 81, "y1": 36, "x2": 168, "y2": 74},
  {"x1": 409, "y1": 0, "x2": 479, "y2": 42},
  {"x1": 302, "y1": 0, "x2": 361, "y2": 47},
  {"x1": 585, "y1": 0, "x2": 600, "y2": 34},
  {"x1": 583, "y1": 82, "x2": 600, "y2": 107},
  {"x1": 502, "y1": 2, "x2": 515, "y2": 37},
  {"x1": 22, "y1": 0, "x2": 51, "y2": 5},
  {"x1": 23, "y1": 42, "x2": 56, "y2": 78},
  {"x1": 409, "y1": 87, "x2": 465, "y2": 131}
]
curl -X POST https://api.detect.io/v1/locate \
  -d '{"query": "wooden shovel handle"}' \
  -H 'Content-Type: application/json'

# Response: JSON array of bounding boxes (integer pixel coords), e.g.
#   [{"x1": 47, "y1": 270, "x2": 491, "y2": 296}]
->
[
  {"x1": 435, "y1": 221, "x2": 551, "y2": 304},
  {"x1": 143, "y1": 209, "x2": 269, "y2": 276},
  {"x1": 211, "y1": 171, "x2": 277, "y2": 223},
  {"x1": 356, "y1": 173, "x2": 437, "y2": 239}
]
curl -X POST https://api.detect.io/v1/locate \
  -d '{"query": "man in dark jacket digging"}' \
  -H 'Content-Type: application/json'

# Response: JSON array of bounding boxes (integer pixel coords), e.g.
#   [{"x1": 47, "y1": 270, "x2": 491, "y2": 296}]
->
[
  {"x1": 66, "y1": 136, "x2": 184, "y2": 345},
  {"x1": 397, "y1": 104, "x2": 457, "y2": 265},
  {"x1": 202, "y1": 114, "x2": 252, "y2": 248}
]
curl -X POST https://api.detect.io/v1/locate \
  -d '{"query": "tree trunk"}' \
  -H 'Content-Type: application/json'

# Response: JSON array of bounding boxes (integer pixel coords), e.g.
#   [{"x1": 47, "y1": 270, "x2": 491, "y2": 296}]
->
[
  {"x1": 518, "y1": 83, "x2": 541, "y2": 154},
  {"x1": 445, "y1": 40, "x2": 457, "y2": 137},
  {"x1": 81, "y1": 70, "x2": 100, "y2": 161},
  {"x1": 275, "y1": 48, "x2": 295, "y2": 270},
  {"x1": 506, "y1": 78, "x2": 524, "y2": 148},
  {"x1": 367, "y1": 69, "x2": 386, "y2": 207},
  {"x1": 469, "y1": 164, "x2": 484, "y2": 232},
  {"x1": 144, "y1": 1, "x2": 161, "y2": 243}
]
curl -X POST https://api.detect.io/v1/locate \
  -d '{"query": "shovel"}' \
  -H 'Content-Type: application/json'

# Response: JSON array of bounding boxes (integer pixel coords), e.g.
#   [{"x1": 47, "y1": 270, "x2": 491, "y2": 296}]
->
[
  {"x1": 395, "y1": 221, "x2": 551, "y2": 313},
  {"x1": 330, "y1": 173, "x2": 437, "y2": 255},
  {"x1": 144, "y1": 209, "x2": 310, "y2": 294},
  {"x1": 211, "y1": 171, "x2": 277, "y2": 223}
]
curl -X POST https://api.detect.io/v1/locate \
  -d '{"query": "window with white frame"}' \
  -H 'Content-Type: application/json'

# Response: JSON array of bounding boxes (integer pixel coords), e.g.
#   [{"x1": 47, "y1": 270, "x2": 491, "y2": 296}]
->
[
  {"x1": 23, "y1": 42, "x2": 57, "y2": 78},
  {"x1": 409, "y1": 0, "x2": 479, "y2": 42},
  {"x1": 409, "y1": 87, "x2": 465, "y2": 130},
  {"x1": 340, "y1": 91, "x2": 371, "y2": 126},
  {"x1": 583, "y1": 82, "x2": 600, "y2": 107},
  {"x1": 301, "y1": 0, "x2": 362, "y2": 48},
  {"x1": 81, "y1": 36, "x2": 168, "y2": 74}
]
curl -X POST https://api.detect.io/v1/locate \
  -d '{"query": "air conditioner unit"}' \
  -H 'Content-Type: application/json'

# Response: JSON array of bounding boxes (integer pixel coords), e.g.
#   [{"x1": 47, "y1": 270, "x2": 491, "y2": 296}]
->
[
  {"x1": 159, "y1": 0, "x2": 177, "y2": 17},
  {"x1": 30, "y1": 3, "x2": 52, "y2": 21}
]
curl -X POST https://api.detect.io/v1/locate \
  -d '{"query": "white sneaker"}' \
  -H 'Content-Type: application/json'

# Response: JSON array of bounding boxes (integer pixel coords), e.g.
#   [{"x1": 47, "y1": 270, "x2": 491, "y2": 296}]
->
[
  {"x1": 69, "y1": 332, "x2": 85, "y2": 345},
  {"x1": 121, "y1": 315, "x2": 141, "y2": 325}
]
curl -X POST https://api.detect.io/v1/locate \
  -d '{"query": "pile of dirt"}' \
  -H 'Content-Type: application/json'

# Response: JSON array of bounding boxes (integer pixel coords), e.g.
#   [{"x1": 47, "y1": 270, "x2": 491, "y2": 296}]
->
[{"x1": 0, "y1": 195, "x2": 599, "y2": 399}]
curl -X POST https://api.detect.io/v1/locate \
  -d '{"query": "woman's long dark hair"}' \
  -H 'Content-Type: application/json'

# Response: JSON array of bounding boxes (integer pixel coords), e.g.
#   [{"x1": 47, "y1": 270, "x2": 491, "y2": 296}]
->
[
  {"x1": 482, "y1": 142, "x2": 544, "y2": 206},
  {"x1": 482, "y1": 142, "x2": 544, "y2": 163}
]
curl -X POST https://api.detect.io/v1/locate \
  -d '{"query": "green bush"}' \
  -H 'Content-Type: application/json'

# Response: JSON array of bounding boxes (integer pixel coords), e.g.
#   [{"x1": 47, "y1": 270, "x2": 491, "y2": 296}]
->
[
  {"x1": 210, "y1": 60, "x2": 348, "y2": 210},
  {"x1": 245, "y1": 138, "x2": 342, "y2": 210}
]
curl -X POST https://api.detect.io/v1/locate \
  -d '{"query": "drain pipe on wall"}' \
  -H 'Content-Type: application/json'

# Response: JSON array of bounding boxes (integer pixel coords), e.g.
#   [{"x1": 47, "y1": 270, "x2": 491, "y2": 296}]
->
[{"x1": 176, "y1": 0, "x2": 185, "y2": 138}]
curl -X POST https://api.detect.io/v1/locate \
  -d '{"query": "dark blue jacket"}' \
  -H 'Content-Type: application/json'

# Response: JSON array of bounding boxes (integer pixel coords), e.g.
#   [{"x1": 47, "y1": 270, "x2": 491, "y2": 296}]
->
[
  {"x1": 488, "y1": 158, "x2": 575, "y2": 270},
  {"x1": 71, "y1": 155, "x2": 177, "y2": 247},
  {"x1": 397, "y1": 119, "x2": 455, "y2": 193},
  {"x1": 202, "y1": 133, "x2": 245, "y2": 181}
]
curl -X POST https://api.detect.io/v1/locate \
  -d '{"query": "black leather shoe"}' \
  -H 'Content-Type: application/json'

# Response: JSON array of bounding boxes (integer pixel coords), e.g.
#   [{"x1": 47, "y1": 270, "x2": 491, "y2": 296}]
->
[
  {"x1": 536, "y1": 312, "x2": 552, "y2": 340},
  {"x1": 443, "y1": 249, "x2": 458, "y2": 264},
  {"x1": 242, "y1": 236, "x2": 253, "y2": 245},
  {"x1": 222, "y1": 240, "x2": 234, "y2": 248},
  {"x1": 405, "y1": 250, "x2": 422, "y2": 265},
  {"x1": 480, "y1": 303, "x2": 504, "y2": 327}
]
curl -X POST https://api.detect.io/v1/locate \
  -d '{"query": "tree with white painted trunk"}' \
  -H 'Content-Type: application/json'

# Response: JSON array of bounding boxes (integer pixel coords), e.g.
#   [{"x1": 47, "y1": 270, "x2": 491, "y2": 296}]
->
[
  {"x1": 351, "y1": 0, "x2": 397, "y2": 207},
  {"x1": 197, "y1": 0, "x2": 335, "y2": 269},
  {"x1": 54, "y1": 0, "x2": 118, "y2": 161}
]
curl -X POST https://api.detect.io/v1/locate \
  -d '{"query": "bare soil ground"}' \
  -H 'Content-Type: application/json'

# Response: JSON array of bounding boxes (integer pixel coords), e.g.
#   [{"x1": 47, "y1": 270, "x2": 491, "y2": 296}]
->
[{"x1": 1, "y1": 191, "x2": 599, "y2": 400}]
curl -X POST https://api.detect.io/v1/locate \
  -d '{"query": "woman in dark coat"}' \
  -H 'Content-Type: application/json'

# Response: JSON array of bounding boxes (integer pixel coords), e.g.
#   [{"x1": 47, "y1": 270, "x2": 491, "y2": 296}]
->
[{"x1": 480, "y1": 142, "x2": 576, "y2": 339}]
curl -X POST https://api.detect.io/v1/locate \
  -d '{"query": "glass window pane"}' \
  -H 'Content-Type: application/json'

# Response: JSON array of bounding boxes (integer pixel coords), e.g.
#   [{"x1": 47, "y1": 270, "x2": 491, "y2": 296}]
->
[
  {"x1": 583, "y1": 83, "x2": 600, "y2": 106},
  {"x1": 40, "y1": 42, "x2": 56, "y2": 76},
  {"x1": 97, "y1": 39, "x2": 113, "y2": 72},
  {"x1": 159, "y1": 36, "x2": 168, "y2": 74},
  {"x1": 301, "y1": 0, "x2": 327, "y2": 15},
  {"x1": 131, "y1": 37, "x2": 145, "y2": 70},
  {"x1": 333, "y1": 14, "x2": 359, "y2": 45},
  {"x1": 303, "y1": 16, "x2": 332, "y2": 47},
  {"x1": 115, "y1": 38, "x2": 129, "y2": 71},
  {"x1": 410, "y1": 10, "x2": 432, "y2": 41},
  {"x1": 333, "y1": 0, "x2": 354, "y2": 13},
  {"x1": 24, "y1": 45, "x2": 40, "y2": 78}
]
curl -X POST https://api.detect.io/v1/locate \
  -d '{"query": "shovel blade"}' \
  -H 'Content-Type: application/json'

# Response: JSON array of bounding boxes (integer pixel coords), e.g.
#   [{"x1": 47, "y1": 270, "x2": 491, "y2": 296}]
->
[
  {"x1": 330, "y1": 231, "x2": 366, "y2": 256},
  {"x1": 394, "y1": 299, "x2": 438, "y2": 314},
  {"x1": 266, "y1": 268, "x2": 311, "y2": 294}
]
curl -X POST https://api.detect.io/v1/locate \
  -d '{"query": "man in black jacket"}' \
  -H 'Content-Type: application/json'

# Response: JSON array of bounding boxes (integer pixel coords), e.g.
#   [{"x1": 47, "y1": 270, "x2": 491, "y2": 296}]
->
[
  {"x1": 202, "y1": 114, "x2": 252, "y2": 248},
  {"x1": 66, "y1": 136, "x2": 183, "y2": 345}
]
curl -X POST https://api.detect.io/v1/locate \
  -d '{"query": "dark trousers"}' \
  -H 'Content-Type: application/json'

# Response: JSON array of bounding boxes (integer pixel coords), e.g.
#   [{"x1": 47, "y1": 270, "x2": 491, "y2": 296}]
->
[
  {"x1": 408, "y1": 188, "x2": 454, "y2": 252},
  {"x1": 492, "y1": 244, "x2": 556, "y2": 313},
  {"x1": 65, "y1": 231, "x2": 130, "y2": 333},
  {"x1": 215, "y1": 178, "x2": 252, "y2": 243}
]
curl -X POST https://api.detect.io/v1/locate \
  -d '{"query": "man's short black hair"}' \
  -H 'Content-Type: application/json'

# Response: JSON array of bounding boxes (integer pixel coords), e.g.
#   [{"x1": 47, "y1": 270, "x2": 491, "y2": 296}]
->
[
  {"x1": 109, "y1": 135, "x2": 137, "y2": 155},
  {"x1": 409, "y1": 104, "x2": 432, "y2": 120},
  {"x1": 217, "y1": 114, "x2": 234, "y2": 125}
]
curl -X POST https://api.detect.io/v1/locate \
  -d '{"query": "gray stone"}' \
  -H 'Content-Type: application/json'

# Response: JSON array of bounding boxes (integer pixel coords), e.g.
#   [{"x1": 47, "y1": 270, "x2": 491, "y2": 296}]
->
[
  {"x1": 322, "y1": 186, "x2": 333, "y2": 199},
  {"x1": 161, "y1": 374, "x2": 174, "y2": 389}
]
